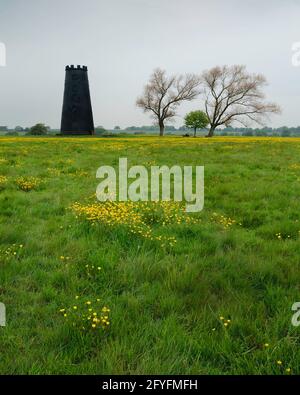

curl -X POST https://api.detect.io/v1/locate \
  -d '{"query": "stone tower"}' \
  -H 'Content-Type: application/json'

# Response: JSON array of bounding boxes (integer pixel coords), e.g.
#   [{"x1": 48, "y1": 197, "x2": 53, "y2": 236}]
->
[{"x1": 61, "y1": 65, "x2": 94, "y2": 135}]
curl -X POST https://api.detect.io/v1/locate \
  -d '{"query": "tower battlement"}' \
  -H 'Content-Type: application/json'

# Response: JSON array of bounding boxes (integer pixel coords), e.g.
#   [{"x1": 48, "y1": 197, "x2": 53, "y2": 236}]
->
[{"x1": 65, "y1": 65, "x2": 88, "y2": 71}]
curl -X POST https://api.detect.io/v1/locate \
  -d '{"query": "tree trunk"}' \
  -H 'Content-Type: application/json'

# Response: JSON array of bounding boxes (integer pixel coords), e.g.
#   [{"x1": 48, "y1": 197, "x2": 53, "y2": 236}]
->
[
  {"x1": 193, "y1": 128, "x2": 197, "y2": 137},
  {"x1": 205, "y1": 126, "x2": 215, "y2": 137},
  {"x1": 159, "y1": 121, "x2": 164, "y2": 136}
]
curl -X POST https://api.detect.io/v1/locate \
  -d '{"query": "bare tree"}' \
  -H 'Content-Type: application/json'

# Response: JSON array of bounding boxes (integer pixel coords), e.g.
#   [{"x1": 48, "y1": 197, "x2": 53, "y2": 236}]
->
[
  {"x1": 201, "y1": 65, "x2": 281, "y2": 137},
  {"x1": 136, "y1": 68, "x2": 200, "y2": 136}
]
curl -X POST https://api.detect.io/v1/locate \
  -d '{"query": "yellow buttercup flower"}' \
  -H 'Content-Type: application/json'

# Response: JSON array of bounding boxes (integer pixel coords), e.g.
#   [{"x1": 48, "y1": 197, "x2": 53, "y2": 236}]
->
[
  {"x1": 15, "y1": 176, "x2": 41, "y2": 192},
  {"x1": 59, "y1": 295, "x2": 111, "y2": 334},
  {"x1": 70, "y1": 200, "x2": 199, "y2": 248}
]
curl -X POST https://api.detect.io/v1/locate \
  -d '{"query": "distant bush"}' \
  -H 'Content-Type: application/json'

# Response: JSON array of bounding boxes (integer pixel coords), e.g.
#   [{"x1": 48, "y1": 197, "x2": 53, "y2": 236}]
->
[
  {"x1": 242, "y1": 131, "x2": 253, "y2": 136},
  {"x1": 255, "y1": 131, "x2": 268, "y2": 136},
  {"x1": 28, "y1": 123, "x2": 48, "y2": 135},
  {"x1": 94, "y1": 127, "x2": 106, "y2": 136}
]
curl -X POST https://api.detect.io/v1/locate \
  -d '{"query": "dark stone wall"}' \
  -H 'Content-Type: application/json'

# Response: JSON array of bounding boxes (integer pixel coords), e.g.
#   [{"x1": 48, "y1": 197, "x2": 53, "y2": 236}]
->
[{"x1": 61, "y1": 65, "x2": 94, "y2": 135}]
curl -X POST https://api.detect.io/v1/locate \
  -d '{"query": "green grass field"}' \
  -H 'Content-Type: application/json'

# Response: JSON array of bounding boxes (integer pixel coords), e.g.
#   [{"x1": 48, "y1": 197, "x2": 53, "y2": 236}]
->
[{"x1": 0, "y1": 136, "x2": 300, "y2": 374}]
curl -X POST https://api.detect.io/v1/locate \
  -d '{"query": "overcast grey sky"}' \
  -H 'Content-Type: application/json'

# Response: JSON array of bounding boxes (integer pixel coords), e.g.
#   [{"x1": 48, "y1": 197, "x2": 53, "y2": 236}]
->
[{"x1": 0, "y1": 0, "x2": 300, "y2": 129}]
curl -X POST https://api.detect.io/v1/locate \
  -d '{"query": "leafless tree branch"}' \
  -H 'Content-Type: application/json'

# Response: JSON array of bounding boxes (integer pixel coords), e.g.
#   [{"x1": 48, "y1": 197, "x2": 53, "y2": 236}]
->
[
  {"x1": 136, "y1": 68, "x2": 200, "y2": 136},
  {"x1": 200, "y1": 65, "x2": 281, "y2": 137}
]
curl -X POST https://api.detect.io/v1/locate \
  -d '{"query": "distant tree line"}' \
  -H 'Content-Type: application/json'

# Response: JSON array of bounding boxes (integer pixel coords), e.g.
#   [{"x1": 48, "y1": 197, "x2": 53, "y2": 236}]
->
[
  {"x1": 212, "y1": 126, "x2": 300, "y2": 137},
  {"x1": 125, "y1": 125, "x2": 178, "y2": 132},
  {"x1": 0, "y1": 124, "x2": 51, "y2": 136},
  {"x1": 1, "y1": 124, "x2": 300, "y2": 137},
  {"x1": 114, "y1": 125, "x2": 300, "y2": 137}
]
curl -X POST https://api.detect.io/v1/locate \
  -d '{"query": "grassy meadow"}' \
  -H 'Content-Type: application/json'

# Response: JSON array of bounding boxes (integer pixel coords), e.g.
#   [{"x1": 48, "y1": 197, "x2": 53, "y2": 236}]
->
[{"x1": 0, "y1": 135, "x2": 300, "y2": 374}]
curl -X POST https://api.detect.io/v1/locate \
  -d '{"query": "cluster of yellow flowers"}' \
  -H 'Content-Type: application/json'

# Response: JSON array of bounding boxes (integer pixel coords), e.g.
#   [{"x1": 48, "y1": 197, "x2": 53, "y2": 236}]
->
[
  {"x1": 219, "y1": 316, "x2": 231, "y2": 328},
  {"x1": 138, "y1": 201, "x2": 199, "y2": 226},
  {"x1": 263, "y1": 345, "x2": 292, "y2": 373},
  {"x1": 211, "y1": 212, "x2": 240, "y2": 229},
  {"x1": 0, "y1": 243, "x2": 23, "y2": 261},
  {"x1": 289, "y1": 163, "x2": 300, "y2": 170},
  {"x1": 275, "y1": 232, "x2": 293, "y2": 240},
  {"x1": 71, "y1": 200, "x2": 197, "y2": 247},
  {"x1": 16, "y1": 176, "x2": 41, "y2": 192},
  {"x1": 59, "y1": 296, "x2": 110, "y2": 332},
  {"x1": 60, "y1": 255, "x2": 71, "y2": 261},
  {"x1": 85, "y1": 264, "x2": 102, "y2": 277},
  {"x1": 0, "y1": 158, "x2": 8, "y2": 165},
  {"x1": 0, "y1": 175, "x2": 8, "y2": 190},
  {"x1": 2, "y1": 136, "x2": 300, "y2": 146},
  {"x1": 47, "y1": 167, "x2": 61, "y2": 176},
  {"x1": 56, "y1": 158, "x2": 74, "y2": 166},
  {"x1": 70, "y1": 170, "x2": 90, "y2": 178},
  {"x1": 143, "y1": 160, "x2": 157, "y2": 166},
  {"x1": 89, "y1": 143, "x2": 126, "y2": 151},
  {"x1": 47, "y1": 167, "x2": 89, "y2": 178},
  {"x1": 276, "y1": 359, "x2": 291, "y2": 374}
]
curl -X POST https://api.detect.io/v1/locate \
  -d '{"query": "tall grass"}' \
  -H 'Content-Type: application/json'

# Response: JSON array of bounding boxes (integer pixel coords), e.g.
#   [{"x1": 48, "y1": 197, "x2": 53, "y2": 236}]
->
[{"x1": 0, "y1": 136, "x2": 299, "y2": 374}]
